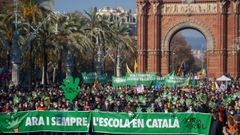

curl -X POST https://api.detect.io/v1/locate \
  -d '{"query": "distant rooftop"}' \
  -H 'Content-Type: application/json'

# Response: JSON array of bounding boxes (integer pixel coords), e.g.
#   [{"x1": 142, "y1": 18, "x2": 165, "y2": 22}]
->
[{"x1": 98, "y1": 6, "x2": 136, "y2": 16}]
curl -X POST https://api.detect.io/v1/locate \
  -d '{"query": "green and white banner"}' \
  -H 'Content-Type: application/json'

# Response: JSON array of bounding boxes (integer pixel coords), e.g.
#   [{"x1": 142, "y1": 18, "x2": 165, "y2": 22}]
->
[
  {"x1": 92, "y1": 112, "x2": 211, "y2": 135},
  {"x1": 164, "y1": 72, "x2": 190, "y2": 87},
  {"x1": 0, "y1": 111, "x2": 90, "y2": 133},
  {"x1": 112, "y1": 73, "x2": 164, "y2": 87},
  {"x1": 82, "y1": 72, "x2": 108, "y2": 84},
  {"x1": 0, "y1": 111, "x2": 211, "y2": 134},
  {"x1": 112, "y1": 76, "x2": 127, "y2": 87},
  {"x1": 126, "y1": 73, "x2": 157, "y2": 87}
]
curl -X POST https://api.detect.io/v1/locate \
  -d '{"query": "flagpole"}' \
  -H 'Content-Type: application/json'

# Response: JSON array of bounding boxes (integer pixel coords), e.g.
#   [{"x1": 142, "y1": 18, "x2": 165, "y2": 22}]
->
[
  {"x1": 201, "y1": 43, "x2": 203, "y2": 70},
  {"x1": 14, "y1": 0, "x2": 18, "y2": 31},
  {"x1": 171, "y1": 51, "x2": 175, "y2": 72},
  {"x1": 116, "y1": 43, "x2": 121, "y2": 77}
]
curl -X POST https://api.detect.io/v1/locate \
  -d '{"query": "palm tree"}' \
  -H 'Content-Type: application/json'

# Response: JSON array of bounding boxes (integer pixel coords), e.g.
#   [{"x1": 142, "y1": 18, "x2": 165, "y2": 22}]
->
[
  {"x1": 0, "y1": 0, "x2": 53, "y2": 86},
  {"x1": 84, "y1": 8, "x2": 137, "y2": 75},
  {"x1": 0, "y1": 13, "x2": 11, "y2": 68},
  {"x1": 0, "y1": 0, "x2": 30, "y2": 86},
  {"x1": 105, "y1": 21, "x2": 137, "y2": 76},
  {"x1": 84, "y1": 7, "x2": 111, "y2": 73},
  {"x1": 49, "y1": 11, "x2": 92, "y2": 81},
  {"x1": 20, "y1": 0, "x2": 48, "y2": 90}
]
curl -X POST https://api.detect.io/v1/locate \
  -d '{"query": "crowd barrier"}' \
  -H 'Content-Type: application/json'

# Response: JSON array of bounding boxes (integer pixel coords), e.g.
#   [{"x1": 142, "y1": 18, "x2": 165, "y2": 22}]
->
[{"x1": 0, "y1": 111, "x2": 212, "y2": 135}]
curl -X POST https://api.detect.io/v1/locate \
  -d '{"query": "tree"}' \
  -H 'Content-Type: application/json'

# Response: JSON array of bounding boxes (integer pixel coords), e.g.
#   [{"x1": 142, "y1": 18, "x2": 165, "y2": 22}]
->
[
  {"x1": 84, "y1": 8, "x2": 137, "y2": 75},
  {"x1": 20, "y1": 0, "x2": 48, "y2": 90},
  {"x1": 0, "y1": 13, "x2": 11, "y2": 68},
  {"x1": 0, "y1": 0, "x2": 53, "y2": 86},
  {"x1": 0, "y1": 4, "x2": 138, "y2": 86},
  {"x1": 107, "y1": 21, "x2": 137, "y2": 76},
  {"x1": 170, "y1": 33, "x2": 195, "y2": 72},
  {"x1": 84, "y1": 7, "x2": 110, "y2": 73},
  {"x1": 50, "y1": 11, "x2": 92, "y2": 81}
]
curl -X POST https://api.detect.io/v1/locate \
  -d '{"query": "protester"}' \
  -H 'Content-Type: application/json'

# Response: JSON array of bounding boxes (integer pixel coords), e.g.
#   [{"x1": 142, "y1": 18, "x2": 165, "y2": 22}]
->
[{"x1": 0, "y1": 79, "x2": 239, "y2": 134}]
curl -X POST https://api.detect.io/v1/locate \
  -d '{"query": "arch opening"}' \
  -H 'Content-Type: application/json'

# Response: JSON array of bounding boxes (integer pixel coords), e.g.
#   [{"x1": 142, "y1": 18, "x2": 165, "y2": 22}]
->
[{"x1": 169, "y1": 28, "x2": 207, "y2": 75}]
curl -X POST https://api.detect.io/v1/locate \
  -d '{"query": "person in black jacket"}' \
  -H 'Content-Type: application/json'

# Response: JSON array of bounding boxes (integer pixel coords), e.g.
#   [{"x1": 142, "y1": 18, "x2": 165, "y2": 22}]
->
[
  {"x1": 100, "y1": 100, "x2": 112, "y2": 112},
  {"x1": 210, "y1": 113, "x2": 223, "y2": 135}
]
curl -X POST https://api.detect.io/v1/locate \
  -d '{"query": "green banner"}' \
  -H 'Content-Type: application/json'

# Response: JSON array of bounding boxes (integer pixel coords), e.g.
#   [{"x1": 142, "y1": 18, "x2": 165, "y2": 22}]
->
[
  {"x1": 0, "y1": 111, "x2": 212, "y2": 134},
  {"x1": 112, "y1": 73, "x2": 164, "y2": 87},
  {"x1": 164, "y1": 72, "x2": 190, "y2": 87},
  {"x1": 112, "y1": 76, "x2": 127, "y2": 87},
  {"x1": 97, "y1": 73, "x2": 108, "y2": 84},
  {"x1": 92, "y1": 112, "x2": 211, "y2": 135},
  {"x1": 82, "y1": 72, "x2": 96, "y2": 83},
  {"x1": 82, "y1": 72, "x2": 108, "y2": 84},
  {"x1": 0, "y1": 111, "x2": 90, "y2": 133},
  {"x1": 126, "y1": 73, "x2": 156, "y2": 87}
]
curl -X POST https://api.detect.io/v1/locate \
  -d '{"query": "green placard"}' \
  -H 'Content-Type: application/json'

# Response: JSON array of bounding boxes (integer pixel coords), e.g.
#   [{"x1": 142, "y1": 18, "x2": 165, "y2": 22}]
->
[{"x1": 60, "y1": 76, "x2": 80, "y2": 103}]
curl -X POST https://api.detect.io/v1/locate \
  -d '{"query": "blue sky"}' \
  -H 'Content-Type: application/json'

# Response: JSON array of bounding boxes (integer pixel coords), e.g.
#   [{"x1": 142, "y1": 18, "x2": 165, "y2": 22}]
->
[
  {"x1": 180, "y1": 29, "x2": 205, "y2": 38},
  {"x1": 54, "y1": 0, "x2": 136, "y2": 12}
]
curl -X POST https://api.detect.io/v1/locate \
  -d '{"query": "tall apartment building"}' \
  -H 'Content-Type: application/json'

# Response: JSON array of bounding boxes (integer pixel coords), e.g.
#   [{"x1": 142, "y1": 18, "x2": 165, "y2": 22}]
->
[{"x1": 97, "y1": 7, "x2": 137, "y2": 36}]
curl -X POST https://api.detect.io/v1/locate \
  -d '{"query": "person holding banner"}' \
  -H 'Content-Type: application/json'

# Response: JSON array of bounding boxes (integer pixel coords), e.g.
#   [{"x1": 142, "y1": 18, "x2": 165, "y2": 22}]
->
[{"x1": 36, "y1": 102, "x2": 48, "y2": 111}]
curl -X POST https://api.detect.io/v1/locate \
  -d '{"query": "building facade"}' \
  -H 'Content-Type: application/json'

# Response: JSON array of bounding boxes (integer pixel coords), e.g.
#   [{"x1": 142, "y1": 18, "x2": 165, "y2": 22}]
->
[
  {"x1": 97, "y1": 7, "x2": 137, "y2": 36},
  {"x1": 136, "y1": 0, "x2": 240, "y2": 78}
]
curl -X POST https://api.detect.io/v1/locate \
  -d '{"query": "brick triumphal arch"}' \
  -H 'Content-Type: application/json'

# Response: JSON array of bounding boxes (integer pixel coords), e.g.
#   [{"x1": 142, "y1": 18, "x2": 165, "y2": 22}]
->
[{"x1": 136, "y1": 0, "x2": 240, "y2": 78}]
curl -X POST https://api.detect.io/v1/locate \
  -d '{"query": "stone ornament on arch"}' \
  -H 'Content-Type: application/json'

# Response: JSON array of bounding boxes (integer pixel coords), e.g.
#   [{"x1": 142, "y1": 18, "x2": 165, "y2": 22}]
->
[
  {"x1": 219, "y1": 0, "x2": 230, "y2": 13},
  {"x1": 137, "y1": 0, "x2": 147, "y2": 15},
  {"x1": 151, "y1": 2, "x2": 160, "y2": 15},
  {"x1": 232, "y1": 0, "x2": 240, "y2": 13},
  {"x1": 161, "y1": 19, "x2": 215, "y2": 51},
  {"x1": 149, "y1": 0, "x2": 160, "y2": 15}
]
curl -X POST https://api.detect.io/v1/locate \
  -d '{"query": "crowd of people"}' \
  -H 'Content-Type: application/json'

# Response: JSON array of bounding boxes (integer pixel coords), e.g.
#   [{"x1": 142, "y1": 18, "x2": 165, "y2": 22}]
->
[{"x1": 0, "y1": 79, "x2": 240, "y2": 135}]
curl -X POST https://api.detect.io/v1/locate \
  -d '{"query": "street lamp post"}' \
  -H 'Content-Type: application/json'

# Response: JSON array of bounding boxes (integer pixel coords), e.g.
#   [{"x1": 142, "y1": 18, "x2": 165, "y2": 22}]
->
[
  {"x1": 103, "y1": 43, "x2": 125, "y2": 77},
  {"x1": 65, "y1": 50, "x2": 73, "y2": 78},
  {"x1": 116, "y1": 43, "x2": 122, "y2": 77},
  {"x1": 9, "y1": 0, "x2": 53, "y2": 85},
  {"x1": 53, "y1": 12, "x2": 72, "y2": 80},
  {"x1": 95, "y1": 32, "x2": 103, "y2": 75},
  {"x1": 93, "y1": 29, "x2": 125, "y2": 77},
  {"x1": 171, "y1": 51, "x2": 175, "y2": 72}
]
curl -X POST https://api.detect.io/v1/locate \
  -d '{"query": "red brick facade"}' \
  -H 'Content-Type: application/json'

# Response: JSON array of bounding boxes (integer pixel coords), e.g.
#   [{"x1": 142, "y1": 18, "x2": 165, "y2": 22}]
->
[{"x1": 136, "y1": 0, "x2": 240, "y2": 78}]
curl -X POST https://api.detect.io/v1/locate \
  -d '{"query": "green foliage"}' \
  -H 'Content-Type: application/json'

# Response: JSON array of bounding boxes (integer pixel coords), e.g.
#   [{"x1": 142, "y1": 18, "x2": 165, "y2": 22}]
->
[{"x1": 0, "y1": 4, "x2": 137, "y2": 83}]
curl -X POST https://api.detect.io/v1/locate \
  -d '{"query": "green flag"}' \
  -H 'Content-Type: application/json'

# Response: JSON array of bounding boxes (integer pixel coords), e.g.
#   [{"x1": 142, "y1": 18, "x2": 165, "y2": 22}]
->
[
  {"x1": 13, "y1": 96, "x2": 20, "y2": 104},
  {"x1": 138, "y1": 96, "x2": 146, "y2": 105},
  {"x1": 125, "y1": 95, "x2": 134, "y2": 103}
]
